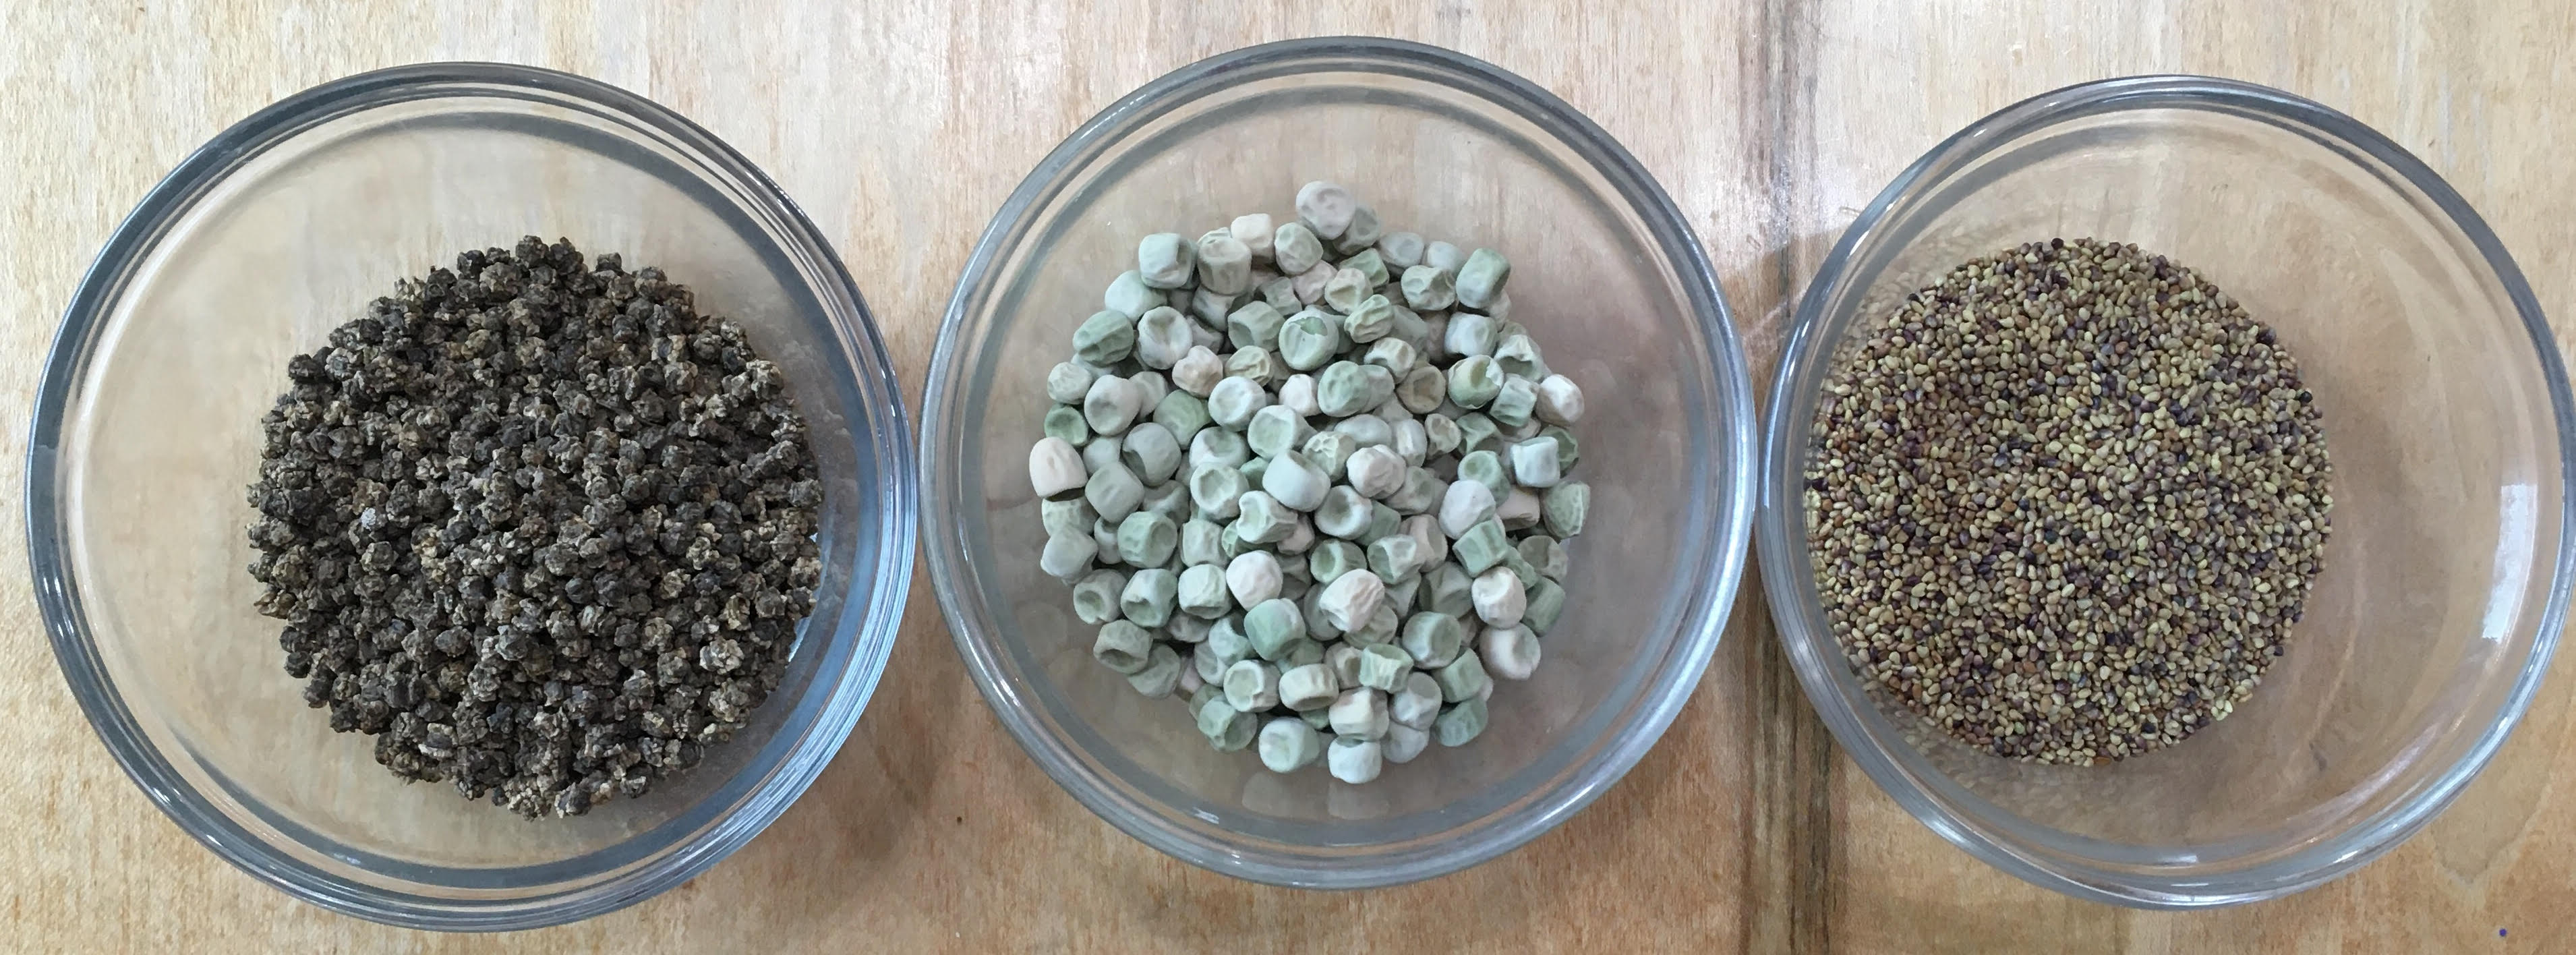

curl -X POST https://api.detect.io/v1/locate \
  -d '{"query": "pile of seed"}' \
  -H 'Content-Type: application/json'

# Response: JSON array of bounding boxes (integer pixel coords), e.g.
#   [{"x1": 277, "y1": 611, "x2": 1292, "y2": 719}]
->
[
  {"x1": 1027, "y1": 181, "x2": 1589, "y2": 785},
  {"x1": 1805, "y1": 237, "x2": 2332, "y2": 765},
  {"x1": 246, "y1": 237, "x2": 822, "y2": 818}
]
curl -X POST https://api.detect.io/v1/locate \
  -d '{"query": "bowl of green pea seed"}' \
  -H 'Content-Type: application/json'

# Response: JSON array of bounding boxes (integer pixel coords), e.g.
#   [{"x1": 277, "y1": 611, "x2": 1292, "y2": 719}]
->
[
  {"x1": 924, "y1": 38, "x2": 1756, "y2": 887},
  {"x1": 1759, "y1": 76, "x2": 2573, "y2": 907}
]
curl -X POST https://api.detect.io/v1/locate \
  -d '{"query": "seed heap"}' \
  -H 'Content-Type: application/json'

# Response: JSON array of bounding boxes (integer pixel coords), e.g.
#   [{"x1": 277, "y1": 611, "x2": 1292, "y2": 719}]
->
[
  {"x1": 1805, "y1": 238, "x2": 2332, "y2": 765},
  {"x1": 1028, "y1": 182, "x2": 1590, "y2": 785},
  {"x1": 247, "y1": 237, "x2": 822, "y2": 818}
]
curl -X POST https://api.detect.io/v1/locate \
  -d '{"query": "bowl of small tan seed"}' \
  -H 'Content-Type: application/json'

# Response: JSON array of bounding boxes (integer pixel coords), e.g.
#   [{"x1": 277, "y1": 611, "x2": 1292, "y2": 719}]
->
[
  {"x1": 30, "y1": 64, "x2": 914, "y2": 929},
  {"x1": 1759, "y1": 76, "x2": 2575, "y2": 908}
]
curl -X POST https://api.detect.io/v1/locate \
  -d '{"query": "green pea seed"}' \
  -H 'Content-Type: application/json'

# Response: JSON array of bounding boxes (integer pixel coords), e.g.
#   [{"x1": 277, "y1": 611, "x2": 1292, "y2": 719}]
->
[
  {"x1": 1538, "y1": 424, "x2": 1579, "y2": 470},
  {"x1": 1196, "y1": 231, "x2": 1253, "y2": 294},
  {"x1": 1386, "y1": 467, "x2": 1446, "y2": 515},
  {"x1": 1453, "y1": 518, "x2": 1513, "y2": 575},
  {"x1": 1543, "y1": 481, "x2": 1590, "y2": 538},
  {"x1": 1260, "y1": 275, "x2": 1299, "y2": 312},
  {"x1": 1277, "y1": 309, "x2": 1343, "y2": 370},
  {"x1": 1226, "y1": 301, "x2": 1286, "y2": 351},
  {"x1": 1136, "y1": 307, "x2": 1195, "y2": 370},
  {"x1": 1258, "y1": 717, "x2": 1324, "y2": 772},
  {"x1": 1519, "y1": 536, "x2": 1569, "y2": 580},
  {"x1": 1301, "y1": 430, "x2": 1359, "y2": 478},
  {"x1": 1198, "y1": 696, "x2": 1256, "y2": 751},
  {"x1": 1042, "y1": 496, "x2": 1097, "y2": 541},
  {"x1": 1341, "y1": 248, "x2": 1390, "y2": 287},
  {"x1": 1274, "y1": 221, "x2": 1325, "y2": 274},
  {"x1": 1074, "y1": 309, "x2": 1137, "y2": 366},
  {"x1": 1121, "y1": 568, "x2": 1179, "y2": 627},
  {"x1": 1223, "y1": 345, "x2": 1281, "y2": 388},
  {"x1": 1363, "y1": 502, "x2": 1403, "y2": 544},
  {"x1": 1435, "y1": 697, "x2": 1489, "y2": 746},
  {"x1": 1315, "y1": 486, "x2": 1373, "y2": 540},
  {"x1": 1342, "y1": 293, "x2": 1396, "y2": 344},
  {"x1": 1167, "y1": 613, "x2": 1213, "y2": 644},
  {"x1": 1120, "y1": 422, "x2": 1182, "y2": 485},
  {"x1": 1328, "y1": 413, "x2": 1391, "y2": 453},
  {"x1": 1379, "y1": 232, "x2": 1425, "y2": 268},
  {"x1": 1316, "y1": 361, "x2": 1373, "y2": 417},
  {"x1": 1448, "y1": 355, "x2": 1503, "y2": 409},
  {"x1": 1205, "y1": 614, "x2": 1252, "y2": 666},
  {"x1": 1138, "y1": 233, "x2": 1196, "y2": 289},
  {"x1": 1424, "y1": 413, "x2": 1463, "y2": 456},
  {"x1": 1309, "y1": 539, "x2": 1366, "y2": 584},
  {"x1": 1401, "y1": 264, "x2": 1457, "y2": 312},
  {"x1": 1247, "y1": 404, "x2": 1312, "y2": 460},
  {"x1": 1094, "y1": 620, "x2": 1154, "y2": 674},
  {"x1": 1117, "y1": 511, "x2": 1179, "y2": 567},
  {"x1": 1070, "y1": 569, "x2": 1127, "y2": 625},
  {"x1": 1084, "y1": 461, "x2": 1144, "y2": 523},
  {"x1": 1126, "y1": 644, "x2": 1183, "y2": 698},
  {"x1": 1401, "y1": 612, "x2": 1464, "y2": 668},
  {"x1": 1357, "y1": 643, "x2": 1413, "y2": 691},
  {"x1": 1454, "y1": 248, "x2": 1509, "y2": 309},
  {"x1": 1043, "y1": 405, "x2": 1091, "y2": 445},
  {"x1": 1189, "y1": 286, "x2": 1235, "y2": 328},
  {"x1": 1364, "y1": 337, "x2": 1418, "y2": 378},
  {"x1": 1334, "y1": 204, "x2": 1383, "y2": 254},
  {"x1": 1368, "y1": 534, "x2": 1422, "y2": 583},
  {"x1": 1206, "y1": 377, "x2": 1269, "y2": 430},
  {"x1": 1434, "y1": 650, "x2": 1490, "y2": 703},
  {"x1": 1488, "y1": 375, "x2": 1538, "y2": 428},
  {"x1": 1181, "y1": 518, "x2": 1225, "y2": 566},
  {"x1": 1323, "y1": 267, "x2": 1371, "y2": 314},
  {"x1": 1494, "y1": 333, "x2": 1546, "y2": 380},
  {"x1": 1281, "y1": 637, "x2": 1326, "y2": 669},
  {"x1": 1396, "y1": 367, "x2": 1446, "y2": 415},
  {"x1": 1236, "y1": 490, "x2": 1295, "y2": 544},
  {"x1": 1524, "y1": 577, "x2": 1567, "y2": 634},
  {"x1": 1190, "y1": 426, "x2": 1249, "y2": 471},
  {"x1": 1279, "y1": 664, "x2": 1341, "y2": 711},
  {"x1": 1426, "y1": 562, "x2": 1475, "y2": 617},
  {"x1": 1350, "y1": 601, "x2": 1401, "y2": 646},
  {"x1": 1243, "y1": 598, "x2": 1305, "y2": 660},
  {"x1": 1458, "y1": 449, "x2": 1510, "y2": 496},
  {"x1": 1455, "y1": 413, "x2": 1501, "y2": 455},
  {"x1": 1223, "y1": 659, "x2": 1281, "y2": 711},
  {"x1": 1047, "y1": 361, "x2": 1099, "y2": 404},
  {"x1": 1385, "y1": 575, "x2": 1422, "y2": 616},
  {"x1": 1105, "y1": 270, "x2": 1163, "y2": 318},
  {"x1": 1089, "y1": 517, "x2": 1121, "y2": 563},
  {"x1": 1153, "y1": 390, "x2": 1211, "y2": 446}
]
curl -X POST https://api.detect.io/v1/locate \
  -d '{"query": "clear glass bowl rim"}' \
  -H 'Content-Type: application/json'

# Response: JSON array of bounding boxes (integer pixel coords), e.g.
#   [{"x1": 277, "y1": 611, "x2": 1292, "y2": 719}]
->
[
  {"x1": 24, "y1": 61, "x2": 919, "y2": 931},
  {"x1": 1755, "y1": 74, "x2": 2576, "y2": 908},
  {"x1": 922, "y1": 36, "x2": 1759, "y2": 888}
]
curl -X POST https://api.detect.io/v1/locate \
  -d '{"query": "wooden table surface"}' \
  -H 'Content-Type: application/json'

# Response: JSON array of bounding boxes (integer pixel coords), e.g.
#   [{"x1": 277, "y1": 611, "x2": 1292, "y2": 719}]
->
[{"x1": 6, "y1": 1, "x2": 2573, "y2": 952}]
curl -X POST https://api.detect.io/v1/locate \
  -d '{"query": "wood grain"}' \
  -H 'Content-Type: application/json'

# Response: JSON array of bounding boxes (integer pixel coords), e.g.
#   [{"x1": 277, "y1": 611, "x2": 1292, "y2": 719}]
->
[{"x1": 3, "y1": 1, "x2": 2572, "y2": 951}]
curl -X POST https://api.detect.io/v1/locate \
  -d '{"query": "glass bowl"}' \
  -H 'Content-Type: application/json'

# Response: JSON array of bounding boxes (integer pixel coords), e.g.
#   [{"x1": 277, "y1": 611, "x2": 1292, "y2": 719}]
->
[
  {"x1": 27, "y1": 63, "x2": 915, "y2": 929},
  {"x1": 922, "y1": 38, "x2": 1755, "y2": 887},
  {"x1": 1759, "y1": 76, "x2": 2573, "y2": 907}
]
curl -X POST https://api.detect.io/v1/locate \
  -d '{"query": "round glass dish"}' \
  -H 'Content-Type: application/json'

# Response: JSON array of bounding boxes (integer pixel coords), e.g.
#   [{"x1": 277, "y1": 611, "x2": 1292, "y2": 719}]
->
[
  {"x1": 923, "y1": 38, "x2": 1755, "y2": 887},
  {"x1": 1759, "y1": 76, "x2": 2573, "y2": 907},
  {"x1": 27, "y1": 63, "x2": 915, "y2": 929}
]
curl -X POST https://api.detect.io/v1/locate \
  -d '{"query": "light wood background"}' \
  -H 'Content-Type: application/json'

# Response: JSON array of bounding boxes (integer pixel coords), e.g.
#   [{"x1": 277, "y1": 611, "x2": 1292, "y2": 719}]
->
[{"x1": 5, "y1": 1, "x2": 2573, "y2": 952}]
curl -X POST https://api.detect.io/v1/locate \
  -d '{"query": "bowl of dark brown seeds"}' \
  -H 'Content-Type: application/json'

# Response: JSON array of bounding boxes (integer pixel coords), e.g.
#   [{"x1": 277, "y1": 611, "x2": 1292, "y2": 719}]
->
[
  {"x1": 1759, "y1": 76, "x2": 2574, "y2": 907},
  {"x1": 30, "y1": 64, "x2": 914, "y2": 929}
]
